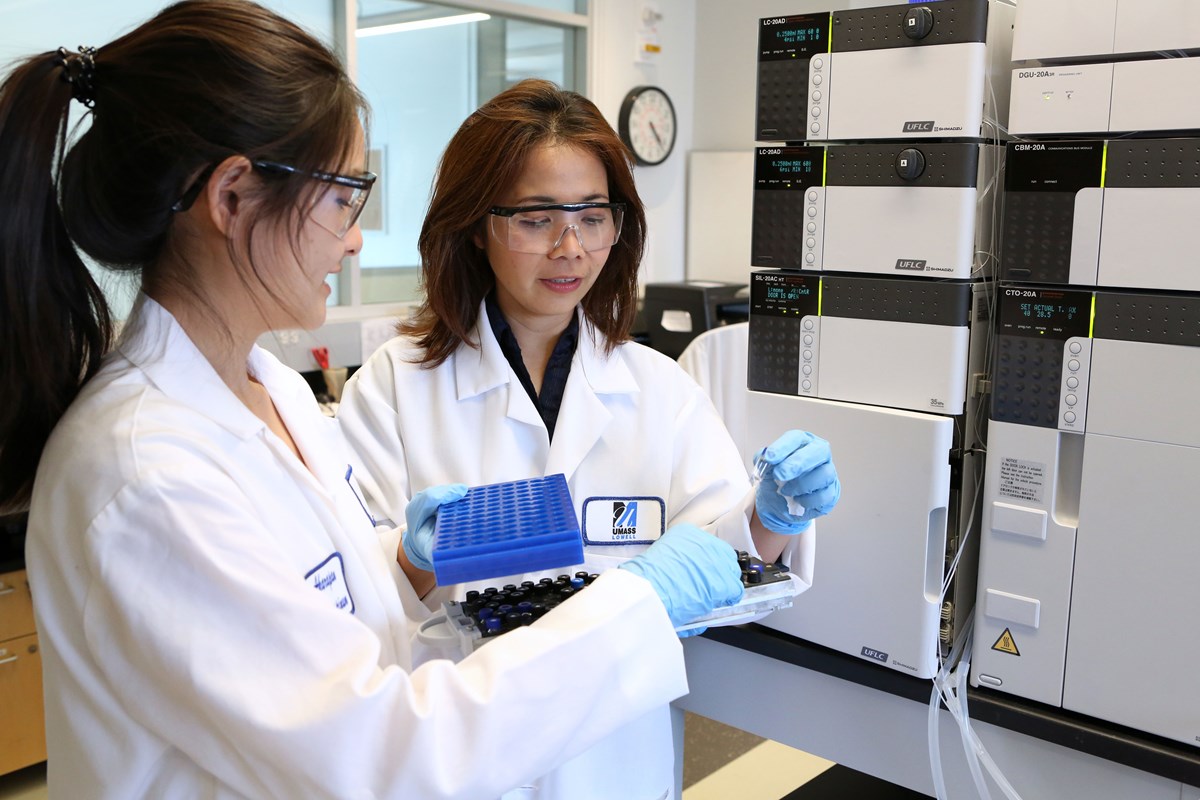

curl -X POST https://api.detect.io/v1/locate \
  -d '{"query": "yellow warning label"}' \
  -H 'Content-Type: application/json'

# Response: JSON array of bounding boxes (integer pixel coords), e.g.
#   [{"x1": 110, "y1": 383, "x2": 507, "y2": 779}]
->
[{"x1": 992, "y1": 628, "x2": 1020, "y2": 656}]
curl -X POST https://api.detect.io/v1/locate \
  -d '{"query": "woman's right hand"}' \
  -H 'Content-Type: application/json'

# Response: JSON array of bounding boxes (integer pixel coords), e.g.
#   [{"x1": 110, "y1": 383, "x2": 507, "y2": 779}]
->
[{"x1": 618, "y1": 524, "x2": 744, "y2": 634}]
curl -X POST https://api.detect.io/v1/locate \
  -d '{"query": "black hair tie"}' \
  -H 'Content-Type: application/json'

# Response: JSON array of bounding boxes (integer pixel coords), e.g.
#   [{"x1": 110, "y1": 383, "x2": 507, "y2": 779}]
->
[{"x1": 55, "y1": 46, "x2": 97, "y2": 108}]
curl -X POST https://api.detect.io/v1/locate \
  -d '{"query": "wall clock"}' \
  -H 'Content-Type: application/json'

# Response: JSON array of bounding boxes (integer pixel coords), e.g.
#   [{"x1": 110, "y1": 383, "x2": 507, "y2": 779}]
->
[{"x1": 618, "y1": 85, "x2": 677, "y2": 166}]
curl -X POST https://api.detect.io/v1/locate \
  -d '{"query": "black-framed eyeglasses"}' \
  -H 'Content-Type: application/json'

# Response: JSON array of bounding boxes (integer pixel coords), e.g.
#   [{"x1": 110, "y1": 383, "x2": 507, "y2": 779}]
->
[
  {"x1": 171, "y1": 160, "x2": 378, "y2": 239},
  {"x1": 489, "y1": 202, "x2": 625, "y2": 254},
  {"x1": 170, "y1": 165, "x2": 216, "y2": 214}
]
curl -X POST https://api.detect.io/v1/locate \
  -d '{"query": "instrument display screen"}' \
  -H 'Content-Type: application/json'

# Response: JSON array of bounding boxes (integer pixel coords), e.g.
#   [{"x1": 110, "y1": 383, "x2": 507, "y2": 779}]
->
[
  {"x1": 759, "y1": 13, "x2": 830, "y2": 62},
  {"x1": 755, "y1": 147, "x2": 823, "y2": 191},
  {"x1": 751, "y1": 271, "x2": 820, "y2": 318},
  {"x1": 998, "y1": 287, "x2": 1092, "y2": 340}
]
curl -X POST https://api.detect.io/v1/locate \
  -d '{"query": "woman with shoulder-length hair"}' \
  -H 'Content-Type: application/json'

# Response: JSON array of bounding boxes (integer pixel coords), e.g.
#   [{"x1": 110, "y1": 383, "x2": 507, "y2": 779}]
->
[
  {"x1": 338, "y1": 78, "x2": 841, "y2": 799},
  {"x1": 412, "y1": 78, "x2": 647, "y2": 368},
  {"x1": 0, "y1": 7, "x2": 747, "y2": 798}
]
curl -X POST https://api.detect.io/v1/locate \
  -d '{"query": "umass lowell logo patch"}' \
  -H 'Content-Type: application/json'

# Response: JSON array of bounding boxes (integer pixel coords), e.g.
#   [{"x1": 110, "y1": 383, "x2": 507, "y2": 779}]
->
[{"x1": 582, "y1": 496, "x2": 666, "y2": 545}]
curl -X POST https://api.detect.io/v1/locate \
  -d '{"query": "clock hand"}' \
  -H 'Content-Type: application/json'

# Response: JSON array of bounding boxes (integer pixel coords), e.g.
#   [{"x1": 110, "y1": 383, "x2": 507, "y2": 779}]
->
[{"x1": 648, "y1": 121, "x2": 663, "y2": 146}]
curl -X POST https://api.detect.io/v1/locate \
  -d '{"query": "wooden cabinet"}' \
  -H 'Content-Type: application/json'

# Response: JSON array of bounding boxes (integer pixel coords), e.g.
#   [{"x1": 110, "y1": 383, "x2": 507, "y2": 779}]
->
[{"x1": 0, "y1": 570, "x2": 46, "y2": 775}]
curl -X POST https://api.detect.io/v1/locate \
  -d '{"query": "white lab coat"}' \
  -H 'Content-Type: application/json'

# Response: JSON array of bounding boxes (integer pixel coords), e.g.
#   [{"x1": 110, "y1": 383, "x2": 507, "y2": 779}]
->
[
  {"x1": 26, "y1": 296, "x2": 689, "y2": 800},
  {"x1": 337, "y1": 301, "x2": 815, "y2": 800},
  {"x1": 677, "y1": 322, "x2": 754, "y2": 469}
]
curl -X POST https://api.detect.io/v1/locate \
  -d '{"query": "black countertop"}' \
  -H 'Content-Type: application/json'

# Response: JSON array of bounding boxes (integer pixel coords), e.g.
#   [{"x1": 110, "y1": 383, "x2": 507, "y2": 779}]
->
[{"x1": 702, "y1": 624, "x2": 1200, "y2": 788}]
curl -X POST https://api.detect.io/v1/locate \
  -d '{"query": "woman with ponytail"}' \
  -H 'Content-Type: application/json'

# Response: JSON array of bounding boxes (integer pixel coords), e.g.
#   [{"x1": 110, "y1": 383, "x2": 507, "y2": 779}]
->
[{"x1": 0, "y1": 3, "x2": 742, "y2": 797}]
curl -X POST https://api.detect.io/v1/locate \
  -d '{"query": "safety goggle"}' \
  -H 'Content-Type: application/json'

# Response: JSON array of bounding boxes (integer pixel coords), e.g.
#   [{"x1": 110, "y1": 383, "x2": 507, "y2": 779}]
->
[
  {"x1": 171, "y1": 160, "x2": 377, "y2": 239},
  {"x1": 252, "y1": 160, "x2": 376, "y2": 239},
  {"x1": 489, "y1": 202, "x2": 625, "y2": 254}
]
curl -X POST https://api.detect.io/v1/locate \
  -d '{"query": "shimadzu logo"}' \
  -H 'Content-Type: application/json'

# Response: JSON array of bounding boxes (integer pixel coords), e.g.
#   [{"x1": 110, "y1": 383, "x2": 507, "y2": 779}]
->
[
  {"x1": 896, "y1": 259, "x2": 927, "y2": 271},
  {"x1": 862, "y1": 646, "x2": 888, "y2": 663},
  {"x1": 903, "y1": 120, "x2": 935, "y2": 133},
  {"x1": 612, "y1": 501, "x2": 639, "y2": 540}
]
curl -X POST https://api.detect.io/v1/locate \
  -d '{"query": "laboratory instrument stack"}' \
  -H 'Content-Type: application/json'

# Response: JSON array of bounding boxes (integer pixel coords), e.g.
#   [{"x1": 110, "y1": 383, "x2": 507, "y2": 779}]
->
[
  {"x1": 746, "y1": 0, "x2": 1015, "y2": 679},
  {"x1": 970, "y1": 0, "x2": 1200, "y2": 749}
]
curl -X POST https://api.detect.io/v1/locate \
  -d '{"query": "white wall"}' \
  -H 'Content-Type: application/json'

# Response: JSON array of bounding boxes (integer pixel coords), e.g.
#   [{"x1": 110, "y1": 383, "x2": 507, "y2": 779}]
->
[{"x1": 589, "y1": 0, "x2": 696, "y2": 285}]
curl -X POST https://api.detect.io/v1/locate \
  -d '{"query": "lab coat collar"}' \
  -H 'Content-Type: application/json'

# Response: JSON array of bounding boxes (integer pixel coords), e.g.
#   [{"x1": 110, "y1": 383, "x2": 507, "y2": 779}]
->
[
  {"x1": 454, "y1": 302, "x2": 640, "y2": 401},
  {"x1": 116, "y1": 294, "x2": 271, "y2": 442},
  {"x1": 451, "y1": 301, "x2": 642, "y2": 482},
  {"x1": 454, "y1": 300, "x2": 515, "y2": 402},
  {"x1": 115, "y1": 296, "x2": 358, "y2": 557},
  {"x1": 573, "y1": 317, "x2": 640, "y2": 397},
  {"x1": 544, "y1": 316, "x2": 641, "y2": 480}
]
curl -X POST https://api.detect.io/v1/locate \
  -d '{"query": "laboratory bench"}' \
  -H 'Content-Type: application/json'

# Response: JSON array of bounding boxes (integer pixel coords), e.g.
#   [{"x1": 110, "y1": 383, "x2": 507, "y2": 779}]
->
[{"x1": 677, "y1": 624, "x2": 1200, "y2": 799}]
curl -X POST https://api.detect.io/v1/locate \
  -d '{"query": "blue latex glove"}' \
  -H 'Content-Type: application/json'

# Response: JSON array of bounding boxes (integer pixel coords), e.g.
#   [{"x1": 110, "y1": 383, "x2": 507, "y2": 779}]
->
[
  {"x1": 618, "y1": 523, "x2": 744, "y2": 636},
  {"x1": 754, "y1": 430, "x2": 841, "y2": 534},
  {"x1": 402, "y1": 483, "x2": 469, "y2": 572}
]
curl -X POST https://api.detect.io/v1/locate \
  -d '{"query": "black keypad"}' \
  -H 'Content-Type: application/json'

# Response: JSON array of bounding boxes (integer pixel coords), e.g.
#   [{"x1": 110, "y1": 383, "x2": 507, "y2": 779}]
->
[
  {"x1": 1001, "y1": 192, "x2": 1076, "y2": 285},
  {"x1": 757, "y1": 59, "x2": 811, "y2": 141},
  {"x1": 991, "y1": 335, "x2": 1064, "y2": 428},
  {"x1": 749, "y1": 316, "x2": 802, "y2": 395},
  {"x1": 752, "y1": 190, "x2": 808, "y2": 269}
]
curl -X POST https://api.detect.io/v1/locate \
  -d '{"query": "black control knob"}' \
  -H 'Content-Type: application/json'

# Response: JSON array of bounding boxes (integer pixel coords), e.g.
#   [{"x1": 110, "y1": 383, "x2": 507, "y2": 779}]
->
[
  {"x1": 895, "y1": 148, "x2": 926, "y2": 180},
  {"x1": 903, "y1": 6, "x2": 934, "y2": 39}
]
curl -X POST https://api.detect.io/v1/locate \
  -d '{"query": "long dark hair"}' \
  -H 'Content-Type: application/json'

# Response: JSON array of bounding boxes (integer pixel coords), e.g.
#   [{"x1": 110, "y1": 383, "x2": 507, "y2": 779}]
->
[
  {"x1": 0, "y1": 0, "x2": 367, "y2": 511},
  {"x1": 404, "y1": 78, "x2": 647, "y2": 367}
]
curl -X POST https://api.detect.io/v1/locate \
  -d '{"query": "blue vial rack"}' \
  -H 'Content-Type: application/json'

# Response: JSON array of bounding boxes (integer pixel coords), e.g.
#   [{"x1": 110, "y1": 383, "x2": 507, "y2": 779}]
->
[{"x1": 431, "y1": 473, "x2": 583, "y2": 586}]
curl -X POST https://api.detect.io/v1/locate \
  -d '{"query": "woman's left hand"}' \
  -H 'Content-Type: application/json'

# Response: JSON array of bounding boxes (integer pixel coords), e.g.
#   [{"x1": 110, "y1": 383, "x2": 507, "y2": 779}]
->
[
  {"x1": 402, "y1": 483, "x2": 469, "y2": 571},
  {"x1": 754, "y1": 430, "x2": 840, "y2": 534}
]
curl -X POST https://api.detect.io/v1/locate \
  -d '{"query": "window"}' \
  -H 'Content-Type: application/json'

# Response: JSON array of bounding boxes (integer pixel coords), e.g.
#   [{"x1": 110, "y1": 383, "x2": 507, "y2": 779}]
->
[{"x1": 329, "y1": 0, "x2": 590, "y2": 314}]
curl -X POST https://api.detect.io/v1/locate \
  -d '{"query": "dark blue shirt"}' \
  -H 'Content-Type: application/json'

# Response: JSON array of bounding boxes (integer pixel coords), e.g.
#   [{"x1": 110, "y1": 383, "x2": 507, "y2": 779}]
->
[{"x1": 484, "y1": 293, "x2": 579, "y2": 441}]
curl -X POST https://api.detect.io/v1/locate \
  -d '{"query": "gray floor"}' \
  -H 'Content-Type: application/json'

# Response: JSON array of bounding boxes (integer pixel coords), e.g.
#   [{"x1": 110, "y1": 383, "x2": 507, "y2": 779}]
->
[
  {"x1": 683, "y1": 711, "x2": 767, "y2": 787},
  {"x1": 682, "y1": 712, "x2": 933, "y2": 800}
]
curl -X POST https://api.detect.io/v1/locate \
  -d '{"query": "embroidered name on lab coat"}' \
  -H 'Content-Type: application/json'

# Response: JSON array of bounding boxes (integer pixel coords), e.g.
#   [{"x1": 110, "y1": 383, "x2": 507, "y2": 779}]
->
[
  {"x1": 305, "y1": 552, "x2": 356, "y2": 614},
  {"x1": 582, "y1": 497, "x2": 665, "y2": 545}
]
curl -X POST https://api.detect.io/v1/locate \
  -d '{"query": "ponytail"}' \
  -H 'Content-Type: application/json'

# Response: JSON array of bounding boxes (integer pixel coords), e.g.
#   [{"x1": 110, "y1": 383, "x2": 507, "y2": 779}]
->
[
  {"x1": 0, "y1": 1, "x2": 366, "y2": 513},
  {"x1": 0, "y1": 52, "x2": 112, "y2": 512}
]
